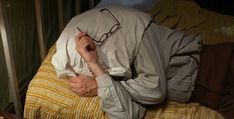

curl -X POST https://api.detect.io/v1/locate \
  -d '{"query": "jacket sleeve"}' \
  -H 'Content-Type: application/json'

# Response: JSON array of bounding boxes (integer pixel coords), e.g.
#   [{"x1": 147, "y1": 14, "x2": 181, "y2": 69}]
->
[
  {"x1": 120, "y1": 25, "x2": 167, "y2": 104},
  {"x1": 95, "y1": 25, "x2": 167, "y2": 119}
]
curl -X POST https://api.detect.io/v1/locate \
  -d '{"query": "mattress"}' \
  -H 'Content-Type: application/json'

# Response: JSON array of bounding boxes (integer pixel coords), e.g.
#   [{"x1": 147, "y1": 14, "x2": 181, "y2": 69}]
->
[{"x1": 24, "y1": 45, "x2": 224, "y2": 119}]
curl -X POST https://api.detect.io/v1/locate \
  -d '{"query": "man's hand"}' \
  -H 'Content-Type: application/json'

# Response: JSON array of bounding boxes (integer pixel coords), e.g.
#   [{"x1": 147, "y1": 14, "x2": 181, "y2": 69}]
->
[
  {"x1": 75, "y1": 32, "x2": 105, "y2": 77},
  {"x1": 69, "y1": 75, "x2": 98, "y2": 97},
  {"x1": 75, "y1": 32, "x2": 98, "y2": 65}
]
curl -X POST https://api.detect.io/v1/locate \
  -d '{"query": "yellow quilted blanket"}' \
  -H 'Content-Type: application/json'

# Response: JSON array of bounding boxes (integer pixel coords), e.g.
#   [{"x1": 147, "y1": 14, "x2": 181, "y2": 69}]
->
[{"x1": 24, "y1": 45, "x2": 224, "y2": 119}]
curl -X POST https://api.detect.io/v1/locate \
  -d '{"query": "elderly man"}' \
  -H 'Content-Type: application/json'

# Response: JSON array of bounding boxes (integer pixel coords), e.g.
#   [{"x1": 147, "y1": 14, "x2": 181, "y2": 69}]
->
[{"x1": 52, "y1": 5, "x2": 201, "y2": 119}]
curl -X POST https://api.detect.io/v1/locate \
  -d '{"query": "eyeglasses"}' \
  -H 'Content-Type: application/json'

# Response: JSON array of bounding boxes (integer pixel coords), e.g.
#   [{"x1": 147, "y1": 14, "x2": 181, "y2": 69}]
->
[{"x1": 77, "y1": 8, "x2": 120, "y2": 46}]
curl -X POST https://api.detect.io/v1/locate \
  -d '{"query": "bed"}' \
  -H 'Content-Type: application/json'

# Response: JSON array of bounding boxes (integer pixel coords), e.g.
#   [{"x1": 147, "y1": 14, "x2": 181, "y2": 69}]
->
[
  {"x1": 24, "y1": 0, "x2": 234, "y2": 118},
  {"x1": 24, "y1": 45, "x2": 224, "y2": 119}
]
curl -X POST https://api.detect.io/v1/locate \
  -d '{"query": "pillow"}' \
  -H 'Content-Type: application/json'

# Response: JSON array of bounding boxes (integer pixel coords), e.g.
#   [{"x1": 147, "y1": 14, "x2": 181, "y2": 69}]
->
[{"x1": 96, "y1": 0, "x2": 160, "y2": 12}]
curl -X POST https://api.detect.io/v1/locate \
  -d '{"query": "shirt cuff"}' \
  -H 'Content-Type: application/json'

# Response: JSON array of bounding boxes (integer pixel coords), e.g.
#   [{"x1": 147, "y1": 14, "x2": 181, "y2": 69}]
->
[{"x1": 95, "y1": 73, "x2": 113, "y2": 88}]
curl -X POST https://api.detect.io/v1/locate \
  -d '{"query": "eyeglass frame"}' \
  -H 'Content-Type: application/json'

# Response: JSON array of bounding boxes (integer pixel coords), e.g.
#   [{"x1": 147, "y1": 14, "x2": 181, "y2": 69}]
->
[{"x1": 76, "y1": 8, "x2": 120, "y2": 46}]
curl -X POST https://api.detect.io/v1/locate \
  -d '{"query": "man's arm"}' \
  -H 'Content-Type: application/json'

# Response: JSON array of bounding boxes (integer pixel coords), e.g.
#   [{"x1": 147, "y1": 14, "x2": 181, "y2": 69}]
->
[
  {"x1": 73, "y1": 32, "x2": 146, "y2": 119},
  {"x1": 91, "y1": 25, "x2": 168, "y2": 118},
  {"x1": 73, "y1": 26, "x2": 168, "y2": 118},
  {"x1": 120, "y1": 35, "x2": 167, "y2": 104}
]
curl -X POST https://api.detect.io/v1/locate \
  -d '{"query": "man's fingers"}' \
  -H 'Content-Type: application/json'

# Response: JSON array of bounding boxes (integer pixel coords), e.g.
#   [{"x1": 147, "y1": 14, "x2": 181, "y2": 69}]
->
[
  {"x1": 71, "y1": 88, "x2": 84, "y2": 95},
  {"x1": 69, "y1": 81, "x2": 78, "y2": 88},
  {"x1": 69, "y1": 75, "x2": 97, "y2": 97},
  {"x1": 76, "y1": 37, "x2": 96, "y2": 52},
  {"x1": 81, "y1": 37, "x2": 96, "y2": 50},
  {"x1": 69, "y1": 76, "x2": 79, "y2": 83},
  {"x1": 76, "y1": 32, "x2": 87, "y2": 40},
  {"x1": 71, "y1": 87, "x2": 88, "y2": 96},
  {"x1": 79, "y1": 37, "x2": 90, "y2": 48}
]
